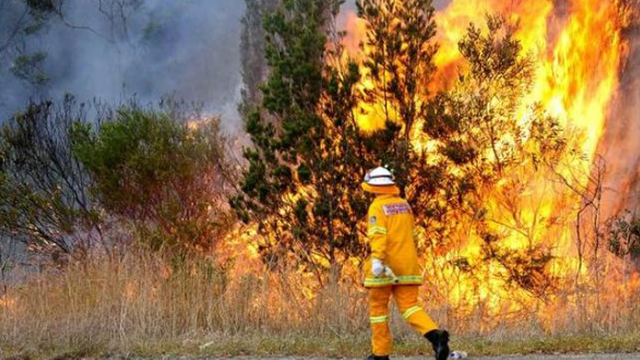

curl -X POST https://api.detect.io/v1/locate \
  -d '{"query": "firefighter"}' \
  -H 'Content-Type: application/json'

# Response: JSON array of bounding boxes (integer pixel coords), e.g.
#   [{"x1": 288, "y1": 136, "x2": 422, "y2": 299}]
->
[{"x1": 362, "y1": 166, "x2": 450, "y2": 360}]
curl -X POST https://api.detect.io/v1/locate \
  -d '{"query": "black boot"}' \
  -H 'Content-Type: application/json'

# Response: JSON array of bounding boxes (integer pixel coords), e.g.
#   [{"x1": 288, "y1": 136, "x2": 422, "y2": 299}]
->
[
  {"x1": 425, "y1": 329, "x2": 450, "y2": 360},
  {"x1": 365, "y1": 355, "x2": 390, "y2": 360}
]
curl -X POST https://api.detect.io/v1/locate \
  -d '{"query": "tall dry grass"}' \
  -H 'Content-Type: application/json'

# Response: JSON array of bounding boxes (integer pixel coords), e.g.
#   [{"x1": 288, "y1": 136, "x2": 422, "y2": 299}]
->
[
  {"x1": 1, "y1": 250, "x2": 640, "y2": 356},
  {"x1": 0, "y1": 252, "x2": 371, "y2": 354}
]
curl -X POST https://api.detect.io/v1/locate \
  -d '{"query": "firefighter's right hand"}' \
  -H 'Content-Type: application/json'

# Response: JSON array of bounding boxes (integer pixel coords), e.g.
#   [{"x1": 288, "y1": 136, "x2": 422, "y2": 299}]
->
[{"x1": 371, "y1": 258, "x2": 384, "y2": 277}]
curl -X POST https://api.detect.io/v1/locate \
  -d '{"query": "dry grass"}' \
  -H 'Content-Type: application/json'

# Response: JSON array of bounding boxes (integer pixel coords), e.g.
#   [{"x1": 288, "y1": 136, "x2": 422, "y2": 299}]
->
[
  {"x1": 1, "y1": 252, "x2": 640, "y2": 359},
  {"x1": 0, "y1": 253, "x2": 369, "y2": 358}
]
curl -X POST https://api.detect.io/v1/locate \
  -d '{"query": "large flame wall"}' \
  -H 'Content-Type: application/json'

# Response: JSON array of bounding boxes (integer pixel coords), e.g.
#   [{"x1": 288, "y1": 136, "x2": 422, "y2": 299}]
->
[
  {"x1": 435, "y1": 0, "x2": 640, "y2": 218},
  {"x1": 335, "y1": 0, "x2": 640, "y2": 329},
  {"x1": 343, "y1": 0, "x2": 635, "y2": 214}
]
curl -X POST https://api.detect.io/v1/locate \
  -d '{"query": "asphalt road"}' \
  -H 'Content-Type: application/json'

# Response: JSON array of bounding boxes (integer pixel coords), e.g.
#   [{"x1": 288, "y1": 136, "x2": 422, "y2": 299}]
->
[
  {"x1": 471, "y1": 355, "x2": 640, "y2": 360},
  {"x1": 193, "y1": 356, "x2": 640, "y2": 360},
  {"x1": 96, "y1": 354, "x2": 640, "y2": 360}
]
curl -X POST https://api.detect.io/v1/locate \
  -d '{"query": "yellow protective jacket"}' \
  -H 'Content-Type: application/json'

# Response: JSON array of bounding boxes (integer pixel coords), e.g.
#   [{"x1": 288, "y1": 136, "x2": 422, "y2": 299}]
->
[{"x1": 364, "y1": 194, "x2": 422, "y2": 287}]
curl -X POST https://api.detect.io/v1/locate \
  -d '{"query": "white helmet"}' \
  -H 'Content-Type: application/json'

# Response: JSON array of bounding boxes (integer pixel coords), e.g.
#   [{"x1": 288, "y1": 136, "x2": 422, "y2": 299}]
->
[{"x1": 364, "y1": 166, "x2": 395, "y2": 186}]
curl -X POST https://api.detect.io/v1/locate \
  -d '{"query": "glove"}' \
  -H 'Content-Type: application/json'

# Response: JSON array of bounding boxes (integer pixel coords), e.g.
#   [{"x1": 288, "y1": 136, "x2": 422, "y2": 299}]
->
[
  {"x1": 371, "y1": 258, "x2": 384, "y2": 277},
  {"x1": 384, "y1": 266, "x2": 399, "y2": 283}
]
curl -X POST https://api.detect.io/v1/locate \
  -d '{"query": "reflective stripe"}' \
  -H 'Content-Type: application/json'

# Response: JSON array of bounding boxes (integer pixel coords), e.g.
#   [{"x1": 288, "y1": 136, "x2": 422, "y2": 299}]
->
[
  {"x1": 382, "y1": 203, "x2": 411, "y2": 215},
  {"x1": 368, "y1": 226, "x2": 388, "y2": 236},
  {"x1": 402, "y1": 306, "x2": 422, "y2": 319},
  {"x1": 364, "y1": 275, "x2": 422, "y2": 287},
  {"x1": 369, "y1": 315, "x2": 389, "y2": 324},
  {"x1": 364, "y1": 277, "x2": 395, "y2": 287}
]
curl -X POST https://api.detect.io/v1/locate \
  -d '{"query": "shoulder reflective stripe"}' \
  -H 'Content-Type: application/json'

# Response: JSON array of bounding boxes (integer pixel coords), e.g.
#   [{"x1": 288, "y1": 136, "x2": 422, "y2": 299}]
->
[
  {"x1": 367, "y1": 226, "x2": 388, "y2": 236},
  {"x1": 369, "y1": 315, "x2": 389, "y2": 324},
  {"x1": 402, "y1": 306, "x2": 422, "y2": 319}
]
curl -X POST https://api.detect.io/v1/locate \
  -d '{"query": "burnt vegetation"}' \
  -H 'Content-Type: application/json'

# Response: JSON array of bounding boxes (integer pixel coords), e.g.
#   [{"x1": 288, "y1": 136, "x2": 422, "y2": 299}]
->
[{"x1": 1, "y1": 97, "x2": 236, "y2": 264}]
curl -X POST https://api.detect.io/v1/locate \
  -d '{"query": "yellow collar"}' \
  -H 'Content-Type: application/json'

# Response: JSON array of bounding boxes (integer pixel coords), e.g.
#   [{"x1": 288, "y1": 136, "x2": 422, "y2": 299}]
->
[
  {"x1": 375, "y1": 194, "x2": 397, "y2": 201},
  {"x1": 361, "y1": 182, "x2": 400, "y2": 195}
]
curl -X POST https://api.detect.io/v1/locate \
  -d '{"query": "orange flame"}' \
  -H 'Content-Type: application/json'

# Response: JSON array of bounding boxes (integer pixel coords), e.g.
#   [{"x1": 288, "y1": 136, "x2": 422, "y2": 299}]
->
[
  {"x1": 216, "y1": 0, "x2": 635, "y2": 332},
  {"x1": 0, "y1": 294, "x2": 16, "y2": 311},
  {"x1": 436, "y1": 0, "x2": 627, "y2": 162},
  {"x1": 338, "y1": 0, "x2": 632, "y2": 317}
]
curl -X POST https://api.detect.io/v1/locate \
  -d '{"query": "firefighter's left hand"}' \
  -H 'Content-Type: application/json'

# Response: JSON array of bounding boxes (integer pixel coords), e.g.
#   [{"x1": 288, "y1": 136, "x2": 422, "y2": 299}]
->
[{"x1": 371, "y1": 258, "x2": 384, "y2": 277}]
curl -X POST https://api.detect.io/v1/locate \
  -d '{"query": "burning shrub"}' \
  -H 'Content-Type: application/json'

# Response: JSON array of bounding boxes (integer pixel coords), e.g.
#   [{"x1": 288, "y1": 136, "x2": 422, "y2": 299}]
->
[
  {"x1": 0, "y1": 96, "x2": 236, "y2": 267},
  {"x1": 0, "y1": 96, "x2": 100, "y2": 262},
  {"x1": 608, "y1": 211, "x2": 640, "y2": 264},
  {"x1": 71, "y1": 103, "x2": 236, "y2": 257},
  {"x1": 419, "y1": 16, "x2": 571, "y2": 298},
  {"x1": 232, "y1": 0, "x2": 373, "y2": 278}
]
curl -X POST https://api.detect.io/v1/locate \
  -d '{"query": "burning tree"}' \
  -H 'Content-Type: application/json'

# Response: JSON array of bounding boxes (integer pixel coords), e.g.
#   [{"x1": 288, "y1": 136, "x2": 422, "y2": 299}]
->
[
  {"x1": 421, "y1": 16, "x2": 574, "y2": 297},
  {"x1": 235, "y1": 0, "x2": 637, "y2": 309},
  {"x1": 354, "y1": 2, "x2": 574, "y2": 297},
  {"x1": 234, "y1": 0, "x2": 458, "y2": 280},
  {"x1": 355, "y1": 0, "x2": 462, "y2": 249},
  {"x1": 232, "y1": 0, "x2": 373, "y2": 278}
]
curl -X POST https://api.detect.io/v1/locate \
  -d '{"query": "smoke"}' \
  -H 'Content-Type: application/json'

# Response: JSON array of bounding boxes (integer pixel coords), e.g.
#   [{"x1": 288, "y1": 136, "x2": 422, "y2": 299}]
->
[
  {"x1": 600, "y1": 19, "x2": 640, "y2": 216},
  {"x1": 0, "y1": 0, "x2": 246, "y2": 134},
  {"x1": 433, "y1": 0, "x2": 451, "y2": 9},
  {"x1": 1, "y1": 0, "x2": 455, "y2": 134}
]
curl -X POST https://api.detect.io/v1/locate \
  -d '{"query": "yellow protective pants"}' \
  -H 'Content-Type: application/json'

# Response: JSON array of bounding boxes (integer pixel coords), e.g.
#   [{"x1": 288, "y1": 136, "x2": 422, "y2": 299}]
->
[{"x1": 369, "y1": 285, "x2": 438, "y2": 356}]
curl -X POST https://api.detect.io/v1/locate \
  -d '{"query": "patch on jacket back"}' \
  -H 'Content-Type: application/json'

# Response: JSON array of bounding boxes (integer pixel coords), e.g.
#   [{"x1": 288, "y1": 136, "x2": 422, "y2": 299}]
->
[{"x1": 382, "y1": 202, "x2": 411, "y2": 215}]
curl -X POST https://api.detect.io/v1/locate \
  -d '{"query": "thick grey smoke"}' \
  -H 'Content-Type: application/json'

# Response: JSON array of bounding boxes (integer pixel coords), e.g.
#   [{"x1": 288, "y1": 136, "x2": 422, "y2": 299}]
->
[
  {"x1": 433, "y1": 0, "x2": 450, "y2": 9},
  {"x1": 0, "y1": 0, "x2": 247, "y2": 279},
  {"x1": 0, "y1": 0, "x2": 245, "y2": 133},
  {"x1": 600, "y1": 22, "x2": 640, "y2": 217},
  {"x1": 1, "y1": 0, "x2": 452, "y2": 133}
]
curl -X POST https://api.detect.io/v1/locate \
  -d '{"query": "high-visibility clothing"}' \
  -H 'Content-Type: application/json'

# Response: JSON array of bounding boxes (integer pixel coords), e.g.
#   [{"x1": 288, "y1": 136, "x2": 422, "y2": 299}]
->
[
  {"x1": 369, "y1": 285, "x2": 438, "y2": 356},
  {"x1": 364, "y1": 194, "x2": 422, "y2": 287},
  {"x1": 361, "y1": 182, "x2": 401, "y2": 195}
]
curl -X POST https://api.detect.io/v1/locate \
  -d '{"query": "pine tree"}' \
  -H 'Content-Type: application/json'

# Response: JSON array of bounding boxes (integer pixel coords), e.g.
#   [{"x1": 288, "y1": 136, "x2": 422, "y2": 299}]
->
[
  {"x1": 232, "y1": 0, "x2": 374, "y2": 279},
  {"x1": 356, "y1": 0, "x2": 459, "y2": 247}
]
